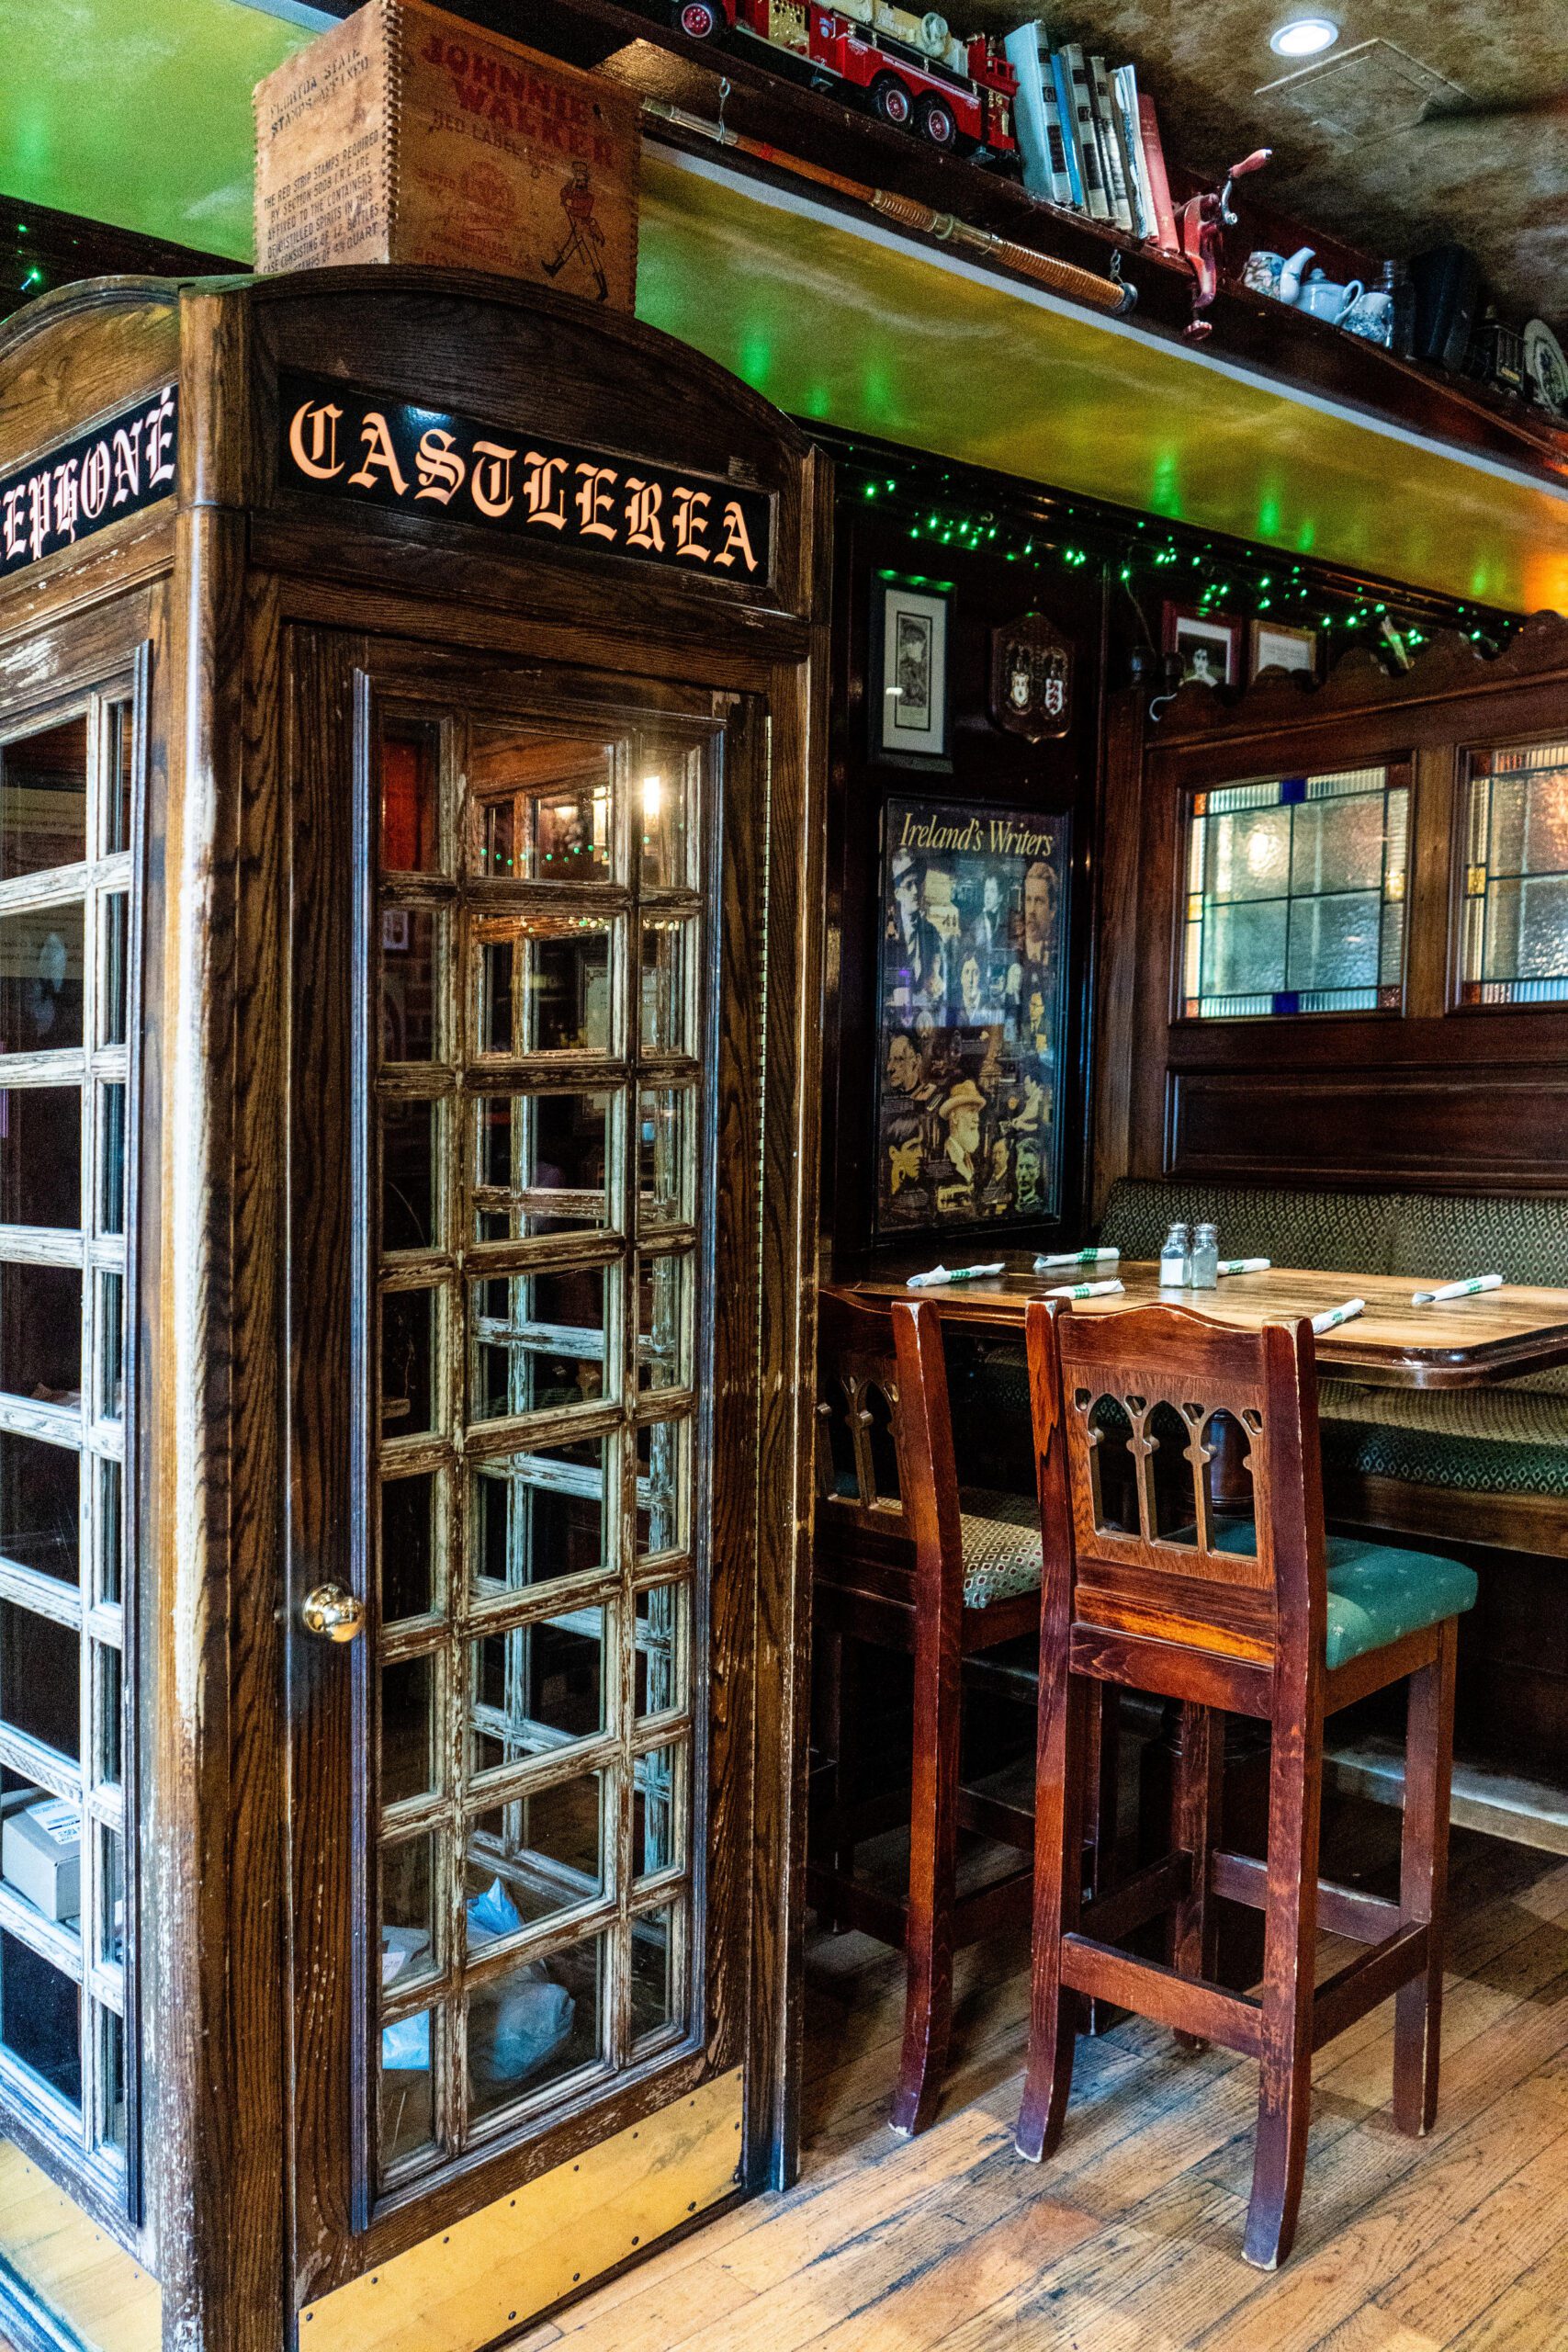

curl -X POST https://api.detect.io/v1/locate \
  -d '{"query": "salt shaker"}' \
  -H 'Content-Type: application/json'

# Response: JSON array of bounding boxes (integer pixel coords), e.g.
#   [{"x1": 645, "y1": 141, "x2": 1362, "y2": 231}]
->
[
  {"x1": 1159, "y1": 1222, "x2": 1190, "y2": 1288},
  {"x1": 1190, "y1": 1221, "x2": 1219, "y2": 1289}
]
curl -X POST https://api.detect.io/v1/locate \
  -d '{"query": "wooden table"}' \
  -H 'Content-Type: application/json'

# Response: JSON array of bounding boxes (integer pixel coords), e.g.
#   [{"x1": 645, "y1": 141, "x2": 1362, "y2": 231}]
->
[{"x1": 834, "y1": 1257, "x2": 1568, "y2": 1391}]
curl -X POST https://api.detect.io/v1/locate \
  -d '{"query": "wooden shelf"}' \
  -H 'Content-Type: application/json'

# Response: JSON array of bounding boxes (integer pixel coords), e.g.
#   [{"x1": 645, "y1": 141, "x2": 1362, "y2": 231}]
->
[{"x1": 1328, "y1": 1733, "x2": 1568, "y2": 1857}]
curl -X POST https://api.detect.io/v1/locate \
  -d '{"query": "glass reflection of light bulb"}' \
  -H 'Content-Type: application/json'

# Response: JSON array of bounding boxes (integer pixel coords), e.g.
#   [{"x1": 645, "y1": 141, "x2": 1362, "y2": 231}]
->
[{"x1": 643, "y1": 774, "x2": 663, "y2": 819}]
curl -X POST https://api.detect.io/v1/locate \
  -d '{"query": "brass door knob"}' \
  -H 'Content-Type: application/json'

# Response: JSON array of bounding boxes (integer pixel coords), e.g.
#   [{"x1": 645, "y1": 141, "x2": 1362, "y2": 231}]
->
[{"x1": 301, "y1": 1584, "x2": 367, "y2": 1643}]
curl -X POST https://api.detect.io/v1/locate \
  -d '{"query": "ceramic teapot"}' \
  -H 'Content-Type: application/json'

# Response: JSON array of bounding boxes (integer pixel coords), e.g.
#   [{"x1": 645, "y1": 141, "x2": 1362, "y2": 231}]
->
[{"x1": 1278, "y1": 247, "x2": 1363, "y2": 326}]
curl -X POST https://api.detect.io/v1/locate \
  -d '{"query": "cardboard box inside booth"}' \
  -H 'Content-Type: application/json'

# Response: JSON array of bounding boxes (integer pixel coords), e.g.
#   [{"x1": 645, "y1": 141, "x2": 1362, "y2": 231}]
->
[{"x1": 254, "y1": 0, "x2": 639, "y2": 307}]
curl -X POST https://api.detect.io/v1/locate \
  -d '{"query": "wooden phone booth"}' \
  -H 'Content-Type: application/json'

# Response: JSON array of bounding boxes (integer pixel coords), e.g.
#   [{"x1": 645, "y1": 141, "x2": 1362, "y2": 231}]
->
[{"x1": 0, "y1": 265, "x2": 827, "y2": 2352}]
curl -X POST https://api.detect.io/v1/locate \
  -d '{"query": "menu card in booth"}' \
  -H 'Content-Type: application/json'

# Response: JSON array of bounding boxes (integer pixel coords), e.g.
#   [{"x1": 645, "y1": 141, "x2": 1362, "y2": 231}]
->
[{"x1": 254, "y1": 0, "x2": 640, "y2": 308}]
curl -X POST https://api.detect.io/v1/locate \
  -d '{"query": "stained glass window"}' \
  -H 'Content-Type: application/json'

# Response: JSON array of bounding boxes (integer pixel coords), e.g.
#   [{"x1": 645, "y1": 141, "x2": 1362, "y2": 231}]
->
[
  {"x1": 1181, "y1": 765, "x2": 1409, "y2": 1019},
  {"x1": 1460, "y1": 741, "x2": 1568, "y2": 1005}
]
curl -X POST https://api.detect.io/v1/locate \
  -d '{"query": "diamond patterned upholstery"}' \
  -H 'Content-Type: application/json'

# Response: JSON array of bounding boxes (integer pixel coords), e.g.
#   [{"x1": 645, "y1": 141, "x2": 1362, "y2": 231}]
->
[{"x1": 957, "y1": 1488, "x2": 1043, "y2": 1610}]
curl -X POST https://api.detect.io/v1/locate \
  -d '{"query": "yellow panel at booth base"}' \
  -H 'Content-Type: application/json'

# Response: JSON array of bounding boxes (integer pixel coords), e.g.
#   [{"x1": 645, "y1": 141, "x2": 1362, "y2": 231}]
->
[
  {"x1": 0, "y1": 2141, "x2": 162, "y2": 2352},
  {"x1": 299, "y1": 2066, "x2": 746, "y2": 2352}
]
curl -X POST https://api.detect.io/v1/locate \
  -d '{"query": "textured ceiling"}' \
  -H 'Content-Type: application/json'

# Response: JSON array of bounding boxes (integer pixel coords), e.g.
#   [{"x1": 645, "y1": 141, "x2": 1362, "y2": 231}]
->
[{"x1": 962, "y1": 2, "x2": 1567, "y2": 323}]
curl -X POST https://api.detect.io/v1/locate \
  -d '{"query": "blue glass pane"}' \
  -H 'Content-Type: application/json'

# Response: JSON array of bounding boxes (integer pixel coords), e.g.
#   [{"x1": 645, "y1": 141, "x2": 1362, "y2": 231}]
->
[
  {"x1": 1483, "y1": 875, "x2": 1568, "y2": 983},
  {"x1": 1202, "y1": 899, "x2": 1288, "y2": 998}
]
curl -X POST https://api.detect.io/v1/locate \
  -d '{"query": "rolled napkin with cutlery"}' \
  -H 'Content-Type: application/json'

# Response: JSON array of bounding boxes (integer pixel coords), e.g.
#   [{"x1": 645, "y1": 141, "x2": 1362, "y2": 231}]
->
[
  {"x1": 1043, "y1": 1277, "x2": 1125, "y2": 1300},
  {"x1": 1410, "y1": 1273, "x2": 1503, "y2": 1306},
  {"x1": 1312, "y1": 1297, "x2": 1365, "y2": 1335},
  {"x1": 1034, "y1": 1247, "x2": 1120, "y2": 1270},
  {"x1": 905, "y1": 1262, "x2": 1005, "y2": 1289},
  {"x1": 1217, "y1": 1257, "x2": 1271, "y2": 1275}
]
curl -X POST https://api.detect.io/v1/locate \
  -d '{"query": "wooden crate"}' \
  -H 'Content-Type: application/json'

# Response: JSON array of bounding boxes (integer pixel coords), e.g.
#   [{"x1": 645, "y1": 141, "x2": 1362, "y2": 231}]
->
[{"x1": 254, "y1": 0, "x2": 639, "y2": 308}]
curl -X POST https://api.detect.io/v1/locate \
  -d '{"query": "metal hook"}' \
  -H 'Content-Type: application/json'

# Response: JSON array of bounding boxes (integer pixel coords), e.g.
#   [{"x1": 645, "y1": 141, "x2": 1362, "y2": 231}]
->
[{"x1": 717, "y1": 75, "x2": 731, "y2": 140}]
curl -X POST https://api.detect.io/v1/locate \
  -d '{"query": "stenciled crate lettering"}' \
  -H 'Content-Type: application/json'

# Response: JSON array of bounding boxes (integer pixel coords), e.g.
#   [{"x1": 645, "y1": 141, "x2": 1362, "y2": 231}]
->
[
  {"x1": 279, "y1": 373, "x2": 773, "y2": 581},
  {"x1": 253, "y1": 0, "x2": 639, "y2": 304},
  {"x1": 0, "y1": 386, "x2": 178, "y2": 579}
]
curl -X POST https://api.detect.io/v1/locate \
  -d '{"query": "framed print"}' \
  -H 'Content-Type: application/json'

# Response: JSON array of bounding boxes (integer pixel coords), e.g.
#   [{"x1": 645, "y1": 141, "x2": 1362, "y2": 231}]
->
[
  {"x1": 872, "y1": 580, "x2": 951, "y2": 763},
  {"x1": 1248, "y1": 617, "x2": 1319, "y2": 681},
  {"x1": 874, "y1": 796, "x2": 1071, "y2": 1238},
  {"x1": 1162, "y1": 602, "x2": 1241, "y2": 689},
  {"x1": 989, "y1": 609, "x2": 1073, "y2": 741}
]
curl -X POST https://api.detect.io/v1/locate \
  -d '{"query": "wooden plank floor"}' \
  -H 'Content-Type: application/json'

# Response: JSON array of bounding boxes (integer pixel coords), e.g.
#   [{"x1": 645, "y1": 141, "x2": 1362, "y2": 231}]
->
[{"x1": 516, "y1": 1822, "x2": 1568, "y2": 2352}]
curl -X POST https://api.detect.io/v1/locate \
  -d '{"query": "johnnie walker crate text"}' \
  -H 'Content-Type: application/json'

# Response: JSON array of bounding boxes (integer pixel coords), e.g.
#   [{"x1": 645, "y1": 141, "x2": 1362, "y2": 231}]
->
[{"x1": 253, "y1": 0, "x2": 640, "y2": 306}]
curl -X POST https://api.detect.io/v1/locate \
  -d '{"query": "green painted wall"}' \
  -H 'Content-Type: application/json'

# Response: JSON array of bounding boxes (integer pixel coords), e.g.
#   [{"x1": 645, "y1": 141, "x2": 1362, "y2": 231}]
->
[{"x1": 3, "y1": 0, "x2": 310, "y2": 261}]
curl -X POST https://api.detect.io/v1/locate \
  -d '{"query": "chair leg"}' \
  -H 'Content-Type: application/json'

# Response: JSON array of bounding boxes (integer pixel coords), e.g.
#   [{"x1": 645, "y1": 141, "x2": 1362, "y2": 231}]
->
[
  {"x1": 1170, "y1": 1700, "x2": 1224, "y2": 2051},
  {"x1": 1082, "y1": 1683, "x2": 1122, "y2": 2037},
  {"x1": 1017, "y1": 1669, "x2": 1088, "y2": 2164},
  {"x1": 1243, "y1": 1702, "x2": 1323, "y2": 2272},
  {"x1": 890, "y1": 1577, "x2": 961, "y2": 2136},
  {"x1": 1394, "y1": 1618, "x2": 1457, "y2": 2137},
  {"x1": 827, "y1": 1631, "x2": 856, "y2": 1934}
]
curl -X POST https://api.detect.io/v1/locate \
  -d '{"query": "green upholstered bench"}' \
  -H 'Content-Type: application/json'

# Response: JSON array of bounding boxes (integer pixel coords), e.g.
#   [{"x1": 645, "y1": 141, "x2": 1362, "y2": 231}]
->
[{"x1": 1099, "y1": 1179, "x2": 1568, "y2": 1556}]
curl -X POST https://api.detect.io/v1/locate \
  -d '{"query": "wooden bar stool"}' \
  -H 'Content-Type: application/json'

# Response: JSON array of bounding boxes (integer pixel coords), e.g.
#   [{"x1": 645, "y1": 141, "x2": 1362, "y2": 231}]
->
[
  {"x1": 1017, "y1": 1298, "x2": 1477, "y2": 2269},
  {"x1": 812, "y1": 1288, "x2": 1045, "y2": 2136}
]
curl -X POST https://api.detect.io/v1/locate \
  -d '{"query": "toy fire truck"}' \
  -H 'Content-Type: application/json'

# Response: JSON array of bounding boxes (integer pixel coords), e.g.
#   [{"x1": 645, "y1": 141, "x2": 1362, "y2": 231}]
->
[{"x1": 671, "y1": 0, "x2": 1019, "y2": 161}]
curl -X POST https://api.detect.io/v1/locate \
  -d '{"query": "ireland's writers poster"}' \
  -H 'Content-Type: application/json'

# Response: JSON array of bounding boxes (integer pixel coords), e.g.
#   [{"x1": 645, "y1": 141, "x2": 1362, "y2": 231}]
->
[{"x1": 876, "y1": 797, "x2": 1069, "y2": 1236}]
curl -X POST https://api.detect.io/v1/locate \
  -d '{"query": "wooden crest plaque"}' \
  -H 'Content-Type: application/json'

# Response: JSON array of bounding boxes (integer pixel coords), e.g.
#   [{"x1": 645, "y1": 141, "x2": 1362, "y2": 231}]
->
[
  {"x1": 989, "y1": 611, "x2": 1073, "y2": 741},
  {"x1": 254, "y1": 0, "x2": 640, "y2": 308}
]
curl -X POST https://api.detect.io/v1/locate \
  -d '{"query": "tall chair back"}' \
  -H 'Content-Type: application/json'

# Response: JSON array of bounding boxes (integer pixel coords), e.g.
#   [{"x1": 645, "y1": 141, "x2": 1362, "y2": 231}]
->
[{"x1": 1029, "y1": 1298, "x2": 1328, "y2": 1680}]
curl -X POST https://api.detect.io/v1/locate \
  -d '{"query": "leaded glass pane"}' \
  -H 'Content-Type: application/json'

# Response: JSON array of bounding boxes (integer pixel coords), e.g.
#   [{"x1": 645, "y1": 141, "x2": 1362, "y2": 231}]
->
[
  {"x1": 370, "y1": 701, "x2": 703, "y2": 2186},
  {"x1": 1182, "y1": 765, "x2": 1407, "y2": 1017},
  {"x1": 1461, "y1": 742, "x2": 1568, "y2": 1003}
]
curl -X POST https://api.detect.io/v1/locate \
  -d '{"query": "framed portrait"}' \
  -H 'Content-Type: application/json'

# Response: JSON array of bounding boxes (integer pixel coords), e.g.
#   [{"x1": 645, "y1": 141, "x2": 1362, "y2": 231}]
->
[
  {"x1": 874, "y1": 796, "x2": 1071, "y2": 1239},
  {"x1": 1162, "y1": 603, "x2": 1242, "y2": 690},
  {"x1": 871, "y1": 579, "x2": 951, "y2": 763},
  {"x1": 1248, "y1": 618, "x2": 1319, "y2": 681}
]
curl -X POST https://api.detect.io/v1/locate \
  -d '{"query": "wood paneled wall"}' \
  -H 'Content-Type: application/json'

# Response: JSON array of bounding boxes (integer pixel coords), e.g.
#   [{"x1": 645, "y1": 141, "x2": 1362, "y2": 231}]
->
[{"x1": 1094, "y1": 614, "x2": 1568, "y2": 1207}]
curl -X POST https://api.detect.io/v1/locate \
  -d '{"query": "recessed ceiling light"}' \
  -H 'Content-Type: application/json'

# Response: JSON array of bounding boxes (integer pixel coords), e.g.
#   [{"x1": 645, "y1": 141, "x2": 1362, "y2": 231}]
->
[{"x1": 1269, "y1": 17, "x2": 1340, "y2": 56}]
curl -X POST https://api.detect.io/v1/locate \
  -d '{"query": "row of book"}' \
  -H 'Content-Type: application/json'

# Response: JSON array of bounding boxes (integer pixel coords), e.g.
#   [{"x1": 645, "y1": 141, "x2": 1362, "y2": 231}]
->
[{"x1": 1001, "y1": 28, "x2": 1180, "y2": 254}]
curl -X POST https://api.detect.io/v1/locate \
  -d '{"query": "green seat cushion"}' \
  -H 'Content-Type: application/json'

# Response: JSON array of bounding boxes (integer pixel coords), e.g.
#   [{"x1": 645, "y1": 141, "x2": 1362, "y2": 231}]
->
[
  {"x1": 1321, "y1": 1535, "x2": 1477, "y2": 1669},
  {"x1": 1319, "y1": 1379, "x2": 1568, "y2": 1498},
  {"x1": 1206, "y1": 1520, "x2": 1476, "y2": 1667}
]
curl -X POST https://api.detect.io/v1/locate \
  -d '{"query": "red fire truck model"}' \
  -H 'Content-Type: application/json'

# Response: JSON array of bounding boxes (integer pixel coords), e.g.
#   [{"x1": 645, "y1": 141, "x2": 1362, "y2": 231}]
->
[{"x1": 670, "y1": 0, "x2": 1020, "y2": 163}]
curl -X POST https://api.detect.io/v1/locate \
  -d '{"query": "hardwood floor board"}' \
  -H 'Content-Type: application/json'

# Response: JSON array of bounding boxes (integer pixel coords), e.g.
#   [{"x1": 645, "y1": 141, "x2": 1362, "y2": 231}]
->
[
  {"x1": 1290, "y1": 2308, "x2": 1440, "y2": 2352},
  {"x1": 1439, "y1": 2232, "x2": 1568, "y2": 2350},
  {"x1": 1188, "y1": 2054, "x2": 1568, "y2": 2352},
  {"x1": 1370, "y1": 2124, "x2": 1568, "y2": 2347}
]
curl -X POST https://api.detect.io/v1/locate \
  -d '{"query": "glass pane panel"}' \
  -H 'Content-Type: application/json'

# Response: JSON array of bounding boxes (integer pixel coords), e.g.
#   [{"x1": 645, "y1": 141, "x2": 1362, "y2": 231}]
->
[
  {"x1": 0, "y1": 903, "x2": 85, "y2": 1052},
  {"x1": 106, "y1": 704, "x2": 133, "y2": 857},
  {"x1": 475, "y1": 1092, "x2": 612, "y2": 1241},
  {"x1": 632, "y1": 1746, "x2": 683, "y2": 1880},
  {"x1": 99, "y1": 2004, "x2": 127, "y2": 2154},
  {"x1": 637, "y1": 751, "x2": 696, "y2": 892},
  {"x1": 637, "y1": 1251, "x2": 691, "y2": 1393},
  {"x1": 382, "y1": 1287, "x2": 437, "y2": 1439},
  {"x1": 634, "y1": 1582, "x2": 687, "y2": 1721},
  {"x1": 380, "y1": 720, "x2": 441, "y2": 874},
  {"x1": 0, "y1": 1433, "x2": 79, "y2": 1583},
  {"x1": 0, "y1": 1262, "x2": 81, "y2": 1407},
  {"x1": 469, "y1": 1438, "x2": 610, "y2": 1602},
  {"x1": 380, "y1": 2003, "x2": 436, "y2": 2167},
  {"x1": 0, "y1": 719, "x2": 87, "y2": 878},
  {"x1": 467, "y1": 1930, "x2": 605, "y2": 2120},
  {"x1": 1484, "y1": 877, "x2": 1568, "y2": 981},
  {"x1": 382, "y1": 1472, "x2": 437, "y2": 1623},
  {"x1": 381, "y1": 907, "x2": 439, "y2": 1061},
  {"x1": 381, "y1": 1098, "x2": 437, "y2": 1252},
  {"x1": 1185, "y1": 768, "x2": 1406, "y2": 1018},
  {"x1": 96, "y1": 1643, "x2": 122, "y2": 1788},
  {"x1": 97, "y1": 1271, "x2": 124, "y2": 1421},
  {"x1": 468, "y1": 1266, "x2": 610, "y2": 1425},
  {"x1": 0, "y1": 1600, "x2": 80, "y2": 1760},
  {"x1": 1, "y1": 1770, "x2": 81, "y2": 1930},
  {"x1": 640, "y1": 919, "x2": 694, "y2": 1055},
  {"x1": 99, "y1": 893, "x2": 128, "y2": 1046},
  {"x1": 381, "y1": 1832, "x2": 437, "y2": 1992},
  {"x1": 98, "y1": 1080, "x2": 126, "y2": 1235},
  {"x1": 98, "y1": 1457, "x2": 122, "y2": 1607},
  {"x1": 468, "y1": 729, "x2": 616, "y2": 882},
  {"x1": 0, "y1": 1929, "x2": 80, "y2": 2109},
  {"x1": 630, "y1": 1903, "x2": 678, "y2": 2050},
  {"x1": 468, "y1": 1608, "x2": 607, "y2": 1774},
  {"x1": 637, "y1": 1085, "x2": 693, "y2": 1230},
  {"x1": 100, "y1": 1825, "x2": 124, "y2": 1967},
  {"x1": 477, "y1": 917, "x2": 613, "y2": 1057},
  {"x1": 381, "y1": 1653, "x2": 438, "y2": 1807},
  {"x1": 0, "y1": 1087, "x2": 81, "y2": 1227},
  {"x1": 636, "y1": 1419, "x2": 687, "y2": 1560},
  {"x1": 467, "y1": 1770, "x2": 604, "y2": 1935}
]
